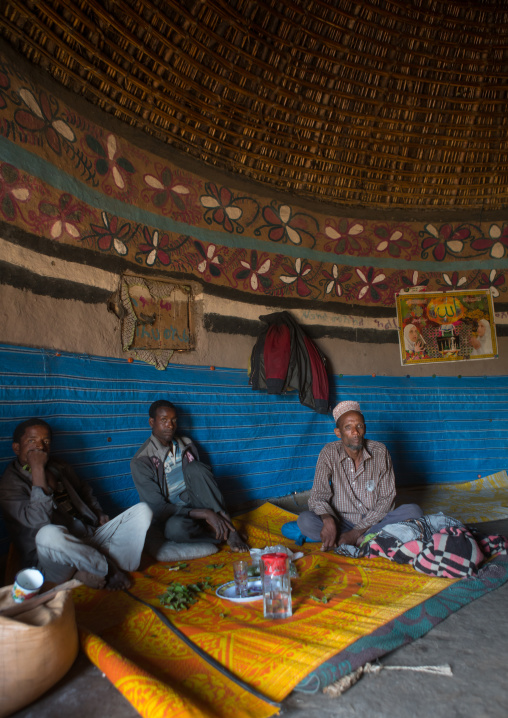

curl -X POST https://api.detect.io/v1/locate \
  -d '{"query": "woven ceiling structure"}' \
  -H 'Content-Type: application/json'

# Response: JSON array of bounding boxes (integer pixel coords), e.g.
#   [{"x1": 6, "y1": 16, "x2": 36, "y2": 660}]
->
[{"x1": 1, "y1": 0, "x2": 508, "y2": 211}]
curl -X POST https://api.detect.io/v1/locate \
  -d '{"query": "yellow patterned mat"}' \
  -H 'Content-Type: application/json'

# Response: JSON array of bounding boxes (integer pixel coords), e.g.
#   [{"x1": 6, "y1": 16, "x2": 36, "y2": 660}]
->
[
  {"x1": 74, "y1": 504, "x2": 454, "y2": 718},
  {"x1": 397, "y1": 470, "x2": 508, "y2": 524}
]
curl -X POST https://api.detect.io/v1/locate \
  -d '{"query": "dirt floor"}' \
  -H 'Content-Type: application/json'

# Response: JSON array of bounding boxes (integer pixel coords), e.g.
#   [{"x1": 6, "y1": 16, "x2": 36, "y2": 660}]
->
[{"x1": 7, "y1": 503, "x2": 508, "y2": 718}]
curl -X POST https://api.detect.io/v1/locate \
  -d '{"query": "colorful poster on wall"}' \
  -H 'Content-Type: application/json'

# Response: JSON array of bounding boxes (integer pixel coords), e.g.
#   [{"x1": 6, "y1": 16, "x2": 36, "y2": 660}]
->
[{"x1": 395, "y1": 289, "x2": 498, "y2": 366}]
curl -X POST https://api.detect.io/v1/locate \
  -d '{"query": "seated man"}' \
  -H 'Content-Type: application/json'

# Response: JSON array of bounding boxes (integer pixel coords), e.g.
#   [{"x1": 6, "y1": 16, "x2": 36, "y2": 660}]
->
[
  {"x1": 297, "y1": 401, "x2": 423, "y2": 551},
  {"x1": 131, "y1": 400, "x2": 248, "y2": 552},
  {"x1": 0, "y1": 418, "x2": 152, "y2": 590}
]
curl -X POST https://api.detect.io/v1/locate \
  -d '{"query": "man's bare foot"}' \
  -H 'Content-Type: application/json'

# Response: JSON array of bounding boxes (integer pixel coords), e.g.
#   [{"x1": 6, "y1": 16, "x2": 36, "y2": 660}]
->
[
  {"x1": 227, "y1": 530, "x2": 249, "y2": 552},
  {"x1": 106, "y1": 564, "x2": 132, "y2": 591},
  {"x1": 74, "y1": 570, "x2": 107, "y2": 590}
]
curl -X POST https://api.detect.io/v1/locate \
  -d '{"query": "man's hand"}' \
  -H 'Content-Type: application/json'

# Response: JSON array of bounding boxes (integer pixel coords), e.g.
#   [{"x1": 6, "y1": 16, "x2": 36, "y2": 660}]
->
[
  {"x1": 320, "y1": 514, "x2": 338, "y2": 551},
  {"x1": 98, "y1": 513, "x2": 110, "y2": 526},
  {"x1": 26, "y1": 448, "x2": 49, "y2": 471},
  {"x1": 337, "y1": 527, "x2": 365, "y2": 547},
  {"x1": 27, "y1": 449, "x2": 50, "y2": 489},
  {"x1": 190, "y1": 508, "x2": 234, "y2": 541},
  {"x1": 219, "y1": 511, "x2": 249, "y2": 552}
]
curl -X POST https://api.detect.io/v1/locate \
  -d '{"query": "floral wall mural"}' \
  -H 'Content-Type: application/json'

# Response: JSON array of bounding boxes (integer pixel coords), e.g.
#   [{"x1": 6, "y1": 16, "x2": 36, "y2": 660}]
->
[{"x1": 0, "y1": 48, "x2": 507, "y2": 312}]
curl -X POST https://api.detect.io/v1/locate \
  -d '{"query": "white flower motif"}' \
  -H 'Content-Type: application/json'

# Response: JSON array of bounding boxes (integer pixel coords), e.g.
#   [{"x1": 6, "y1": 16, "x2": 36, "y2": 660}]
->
[
  {"x1": 145, "y1": 175, "x2": 161, "y2": 189},
  {"x1": 200, "y1": 195, "x2": 216, "y2": 208},
  {"x1": 171, "y1": 184, "x2": 189, "y2": 195},
  {"x1": 19, "y1": 89, "x2": 75, "y2": 142},
  {"x1": 487, "y1": 269, "x2": 501, "y2": 297},
  {"x1": 488, "y1": 224, "x2": 506, "y2": 258},
  {"x1": 278, "y1": 205, "x2": 301, "y2": 245},
  {"x1": 399, "y1": 271, "x2": 429, "y2": 294},
  {"x1": 200, "y1": 194, "x2": 242, "y2": 219},
  {"x1": 145, "y1": 174, "x2": 190, "y2": 195},
  {"x1": 280, "y1": 257, "x2": 311, "y2": 284},
  {"x1": 376, "y1": 230, "x2": 403, "y2": 252},
  {"x1": 198, "y1": 244, "x2": 220, "y2": 273},
  {"x1": 424, "y1": 223, "x2": 464, "y2": 254},
  {"x1": 240, "y1": 258, "x2": 270, "y2": 291},
  {"x1": 356, "y1": 268, "x2": 386, "y2": 299},
  {"x1": 106, "y1": 135, "x2": 125, "y2": 190},
  {"x1": 20, "y1": 89, "x2": 44, "y2": 118},
  {"x1": 325, "y1": 265, "x2": 342, "y2": 295},
  {"x1": 280, "y1": 275, "x2": 297, "y2": 285},
  {"x1": 11, "y1": 188, "x2": 30, "y2": 202},
  {"x1": 50, "y1": 220, "x2": 79, "y2": 239},
  {"x1": 146, "y1": 231, "x2": 159, "y2": 266},
  {"x1": 52, "y1": 120, "x2": 74, "y2": 141},
  {"x1": 113, "y1": 238, "x2": 128, "y2": 255},
  {"x1": 491, "y1": 244, "x2": 504, "y2": 259},
  {"x1": 448, "y1": 240, "x2": 464, "y2": 253},
  {"x1": 443, "y1": 273, "x2": 466, "y2": 287},
  {"x1": 425, "y1": 224, "x2": 439, "y2": 238},
  {"x1": 325, "y1": 223, "x2": 363, "y2": 240}
]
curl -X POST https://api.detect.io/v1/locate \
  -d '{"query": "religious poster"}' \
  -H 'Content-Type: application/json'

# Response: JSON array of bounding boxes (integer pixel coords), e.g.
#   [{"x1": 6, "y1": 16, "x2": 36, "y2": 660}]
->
[{"x1": 395, "y1": 289, "x2": 498, "y2": 366}]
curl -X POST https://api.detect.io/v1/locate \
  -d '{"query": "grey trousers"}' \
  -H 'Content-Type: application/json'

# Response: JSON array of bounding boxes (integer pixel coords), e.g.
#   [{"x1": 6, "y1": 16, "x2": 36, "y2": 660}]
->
[
  {"x1": 297, "y1": 503, "x2": 424, "y2": 543},
  {"x1": 35, "y1": 502, "x2": 153, "y2": 582},
  {"x1": 160, "y1": 460, "x2": 228, "y2": 544}
]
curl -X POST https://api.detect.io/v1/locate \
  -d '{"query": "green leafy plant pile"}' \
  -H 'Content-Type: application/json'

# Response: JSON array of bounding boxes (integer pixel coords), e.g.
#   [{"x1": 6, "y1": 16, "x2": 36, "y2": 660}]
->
[{"x1": 159, "y1": 578, "x2": 213, "y2": 611}]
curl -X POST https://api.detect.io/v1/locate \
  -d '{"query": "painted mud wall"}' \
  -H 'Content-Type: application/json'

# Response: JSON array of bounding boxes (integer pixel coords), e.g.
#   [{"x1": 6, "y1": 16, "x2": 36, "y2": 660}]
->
[
  {"x1": 0, "y1": 42, "x2": 507, "y2": 378},
  {"x1": 1, "y1": 44, "x2": 508, "y2": 557}
]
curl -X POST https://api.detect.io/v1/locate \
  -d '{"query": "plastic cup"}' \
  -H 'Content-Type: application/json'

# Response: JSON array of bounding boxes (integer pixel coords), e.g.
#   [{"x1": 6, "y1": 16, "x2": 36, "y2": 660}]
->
[
  {"x1": 11, "y1": 568, "x2": 44, "y2": 603},
  {"x1": 233, "y1": 560, "x2": 249, "y2": 597}
]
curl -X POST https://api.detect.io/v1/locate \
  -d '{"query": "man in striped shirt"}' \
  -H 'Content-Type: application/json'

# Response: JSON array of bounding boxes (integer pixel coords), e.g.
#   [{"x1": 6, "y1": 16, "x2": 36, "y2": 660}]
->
[{"x1": 297, "y1": 401, "x2": 422, "y2": 551}]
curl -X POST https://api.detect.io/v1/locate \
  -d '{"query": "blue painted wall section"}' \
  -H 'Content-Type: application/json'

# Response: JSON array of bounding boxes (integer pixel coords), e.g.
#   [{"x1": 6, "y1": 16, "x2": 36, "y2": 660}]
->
[{"x1": 0, "y1": 344, "x2": 507, "y2": 555}]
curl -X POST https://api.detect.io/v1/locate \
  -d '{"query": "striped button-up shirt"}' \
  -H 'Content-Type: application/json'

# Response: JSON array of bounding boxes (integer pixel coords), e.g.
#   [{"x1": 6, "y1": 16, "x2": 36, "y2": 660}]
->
[{"x1": 308, "y1": 439, "x2": 396, "y2": 531}]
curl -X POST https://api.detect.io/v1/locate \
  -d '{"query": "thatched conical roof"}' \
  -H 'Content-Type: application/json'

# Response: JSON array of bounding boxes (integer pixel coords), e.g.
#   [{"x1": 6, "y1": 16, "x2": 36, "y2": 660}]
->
[{"x1": 1, "y1": 0, "x2": 508, "y2": 210}]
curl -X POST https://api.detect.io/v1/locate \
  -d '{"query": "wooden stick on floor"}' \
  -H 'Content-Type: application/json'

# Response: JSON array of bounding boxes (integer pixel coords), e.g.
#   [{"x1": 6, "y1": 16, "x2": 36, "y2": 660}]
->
[{"x1": 0, "y1": 578, "x2": 82, "y2": 618}]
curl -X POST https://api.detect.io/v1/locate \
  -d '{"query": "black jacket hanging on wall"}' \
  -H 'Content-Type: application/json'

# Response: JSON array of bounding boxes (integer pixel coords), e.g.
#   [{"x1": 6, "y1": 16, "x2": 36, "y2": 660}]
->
[{"x1": 249, "y1": 311, "x2": 329, "y2": 414}]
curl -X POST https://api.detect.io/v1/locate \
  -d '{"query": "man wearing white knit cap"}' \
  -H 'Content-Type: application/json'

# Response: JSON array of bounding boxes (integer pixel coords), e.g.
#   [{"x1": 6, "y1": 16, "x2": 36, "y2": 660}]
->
[{"x1": 297, "y1": 400, "x2": 422, "y2": 551}]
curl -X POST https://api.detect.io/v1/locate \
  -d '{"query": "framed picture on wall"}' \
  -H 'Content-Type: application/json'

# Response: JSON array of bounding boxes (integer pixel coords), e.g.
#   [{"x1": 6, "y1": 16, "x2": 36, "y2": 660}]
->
[
  {"x1": 118, "y1": 274, "x2": 195, "y2": 369},
  {"x1": 395, "y1": 289, "x2": 498, "y2": 366}
]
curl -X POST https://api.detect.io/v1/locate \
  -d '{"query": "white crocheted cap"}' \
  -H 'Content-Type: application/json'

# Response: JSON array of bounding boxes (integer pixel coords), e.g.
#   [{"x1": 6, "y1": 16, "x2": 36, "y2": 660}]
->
[{"x1": 332, "y1": 400, "x2": 361, "y2": 423}]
